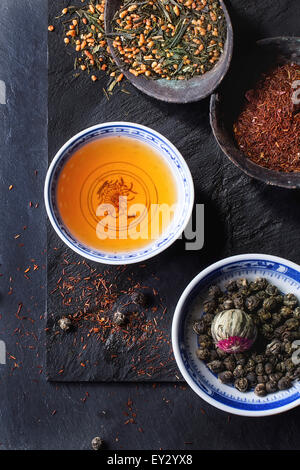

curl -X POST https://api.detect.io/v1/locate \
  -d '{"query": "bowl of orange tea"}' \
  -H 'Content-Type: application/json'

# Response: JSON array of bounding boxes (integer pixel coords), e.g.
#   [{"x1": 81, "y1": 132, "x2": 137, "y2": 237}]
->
[{"x1": 45, "y1": 122, "x2": 194, "y2": 264}]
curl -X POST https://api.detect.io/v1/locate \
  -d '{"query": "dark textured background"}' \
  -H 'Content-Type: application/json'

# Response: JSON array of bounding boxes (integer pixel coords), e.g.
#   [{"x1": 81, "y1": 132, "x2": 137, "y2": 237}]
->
[{"x1": 0, "y1": 0, "x2": 300, "y2": 450}]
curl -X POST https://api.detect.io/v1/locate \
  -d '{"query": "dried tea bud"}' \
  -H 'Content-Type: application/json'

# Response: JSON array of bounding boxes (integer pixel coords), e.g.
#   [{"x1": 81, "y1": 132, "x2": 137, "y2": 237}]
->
[
  {"x1": 225, "y1": 280, "x2": 238, "y2": 292},
  {"x1": 276, "y1": 361, "x2": 286, "y2": 373},
  {"x1": 218, "y1": 371, "x2": 233, "y2": 384},
  {"x1": 131, "y1": 291, "x2": 148, "y2": 307},
  {"x1": 254, "y1": 383, "x2": 267, "y2": 397},
  {"x1": 236, "y1": 278, "x2": 248, "y2": 289},
  {"x1": 265, "y1": 285, "x2": 279, "y2": 296},
  {"x1": 293, "y1": 307, "x2": 300, "y2": 319},
  {"x1": 245, "y1": 359, "x2": 255, "y2": 372},
  {"x1": 58, "y1": 316, "x2": 72, "y2": 331},
  {"x1": 246, "y1": 372, "x2": 257, "y2": 385},
  {"x1": 214, "y1": 306, "x2": 224, "y2": 315},
  {"x1": 223, "y1": 356, "x2": 236, "y2": 372},
  {"x1": 251, "y1": 314, "x2": 260, "y2": 326},
  {"x1": 216, "y1": 348, "x2": 227, "y2": 358},
  {"x1": 192, "y1": 319, "x2": 206, "y2": 335},
  {"x1": 196, "y1": 348, "x2": 210, "y2": 361},
  {"x1": 203, "y1": 299, "x2": 216, "y2": 313},
  {"x1": 245, "y1": 295, "x2": 261, "y2": 312},
  {"x1": 198, "y1": 334, "x2": 211, "y2": 344},
  {"x1": 258, "y1": 309, "x2": 272, "y2": 323},
  {"x1": 91, "y1": 436, "x2": 104, "y2": 451},
  {"x1": 266, "y1": 339, "x2": 281, "y2": 356},
  {"x1": 280, "y1": 306, "x2": 293, "y2": 318},
  {"x1": 238, "y1": 287, "x2": 250, "y2": 298},
  {"x1": 198, "y1": 334, "x2": 210, "y2": 342},
  {"x1": 255, "y1": 363, "x2": 264, "y2": 376},
  {"x1": 234, "y1": 353, "x2": 246, "y2": 366},
  {"x1": 264, "y1": 362, "x2": 273, "y2": 375},
  {"x1": 283, "y1": 293, "x2": 298, "y2": 309},
  {"x1": 261, "y1": 324, "x2": 274, "y2": 339},
  {"x1": 278, "y1": 376, "x2": 291, "y2": 390},
  {"x1": 232, "y1": 294, "x2": 244, "y2": 309},
  {"x1": 256, "y1": 290, "x2": 268, "y2": 301},
  {"x1": 281, "y1": 330, "x2": 295, "y2": 342},
  {"x1": 113, "y1": 310, "x2": 126, "y2": 326},
  {"x1": 271, "y1": 313, "x2": 282, "y2": 326},
  {"x1": 234, "y1": 377, "x2": 248, "y2": 393},
  {"x1": 253, "y1": 354, "x2": 265, "y2": 364},
  {"x1": 281, "y1": 333, "x2": 290, "y2": 343},
  {"x1": 198, "y1": 336, "x2": 212, "y2": 349},
  {"x1": 269, "y1": 372, "x2": 283, "y2": 382},
  {"x1": 257, "y1": 375, "x2": 268, "y2": 384},
  {"x1": 208, "y1": 285, "x2": 222, "y2": 298},
  {"x1": 284, "y1": 342, "x2": 293, "y2": 355},
  {"x1": 275, "y1": 295, "x2": 284, "y2": 306},
  {"x1": 203, "y1": 313, "x2": 214, "y2": 324},
  {"x1": 284, "y1": 318, "x2": 299, "y2": 331},
  {"x1": 209, "y1": 350, "x2": 218, "y2": 361},
  {"x1": 233, "y1": 365, "x2": 245, "y2": 378},
  {"x1": 250, "y1": 278, "x2": 268, "y2": 292},
  {"x1": 207, "y1": 360, "x2": 223, "y2": 373},
  {"x1": 268, "y1": 355, "x2": 278, "y2": 365},
  {"x1": 287, "y1": 367, "x2": 300, "y2": 380},
  {"x1": 274, "y1": 325, "x2": 286, "y2": 338},
  {"x1": 285, "y1": 359, "x2": 296, "y2": 372},
  {"x1": 217, "y1": 295, "x2": 227, "y2": 305},
  {"x1": 263, "y1": 297, "x2": 278, "y2": 312},
  {"x1": 266, "y1": 381, "x2": 278, "y2": 394}
]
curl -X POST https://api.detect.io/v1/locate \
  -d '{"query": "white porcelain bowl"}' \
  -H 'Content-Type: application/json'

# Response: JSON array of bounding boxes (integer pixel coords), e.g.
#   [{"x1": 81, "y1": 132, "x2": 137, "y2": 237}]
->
[
  {"x1": 172, "y1": 254, "x2": 300, "y2": 417},
  {"x1": 44, "y1": 122, "x2": 194, "y2": 264}
]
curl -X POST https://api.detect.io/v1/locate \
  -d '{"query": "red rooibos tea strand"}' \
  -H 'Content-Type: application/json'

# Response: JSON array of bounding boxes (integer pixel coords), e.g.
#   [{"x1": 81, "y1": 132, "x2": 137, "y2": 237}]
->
[{"x1": 233, "y1": 63, "x2": 300, "y2": 172}]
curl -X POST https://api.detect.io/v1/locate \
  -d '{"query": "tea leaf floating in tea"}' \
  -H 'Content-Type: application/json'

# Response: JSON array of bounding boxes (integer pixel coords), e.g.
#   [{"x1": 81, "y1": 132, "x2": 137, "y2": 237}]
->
[{"x1": 56, "y1": 136, "x2": 178, "y2": 253}]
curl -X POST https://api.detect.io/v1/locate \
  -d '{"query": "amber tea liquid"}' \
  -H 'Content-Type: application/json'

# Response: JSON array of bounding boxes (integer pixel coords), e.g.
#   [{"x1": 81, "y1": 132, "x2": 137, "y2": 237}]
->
[{"x1": 56, "y1": 135, "x2": 178, "y2": 253}]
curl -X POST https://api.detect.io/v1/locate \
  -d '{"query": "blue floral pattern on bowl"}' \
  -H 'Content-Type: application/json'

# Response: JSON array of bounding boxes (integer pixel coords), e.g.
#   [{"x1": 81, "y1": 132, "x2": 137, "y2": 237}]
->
[{"x1": 172, "y1": 254, "x2": 300, "y2": 416}]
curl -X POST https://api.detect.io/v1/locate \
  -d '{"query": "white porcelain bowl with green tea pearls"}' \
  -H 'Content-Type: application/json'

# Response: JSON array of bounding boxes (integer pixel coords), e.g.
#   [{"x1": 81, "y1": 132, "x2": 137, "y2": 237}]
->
[{"x1": 172, "y1": 254, "x2": 300, "y2": 416}]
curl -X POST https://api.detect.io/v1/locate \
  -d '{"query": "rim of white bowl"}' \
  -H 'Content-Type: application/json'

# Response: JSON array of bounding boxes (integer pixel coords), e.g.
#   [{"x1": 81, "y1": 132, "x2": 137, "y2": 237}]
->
[
  {"x1": 44, "y1": 122, "x2": 194, "y2": 265},
  {"x1": 172, "y1": 253, "x2": 300, "y2": 417}
]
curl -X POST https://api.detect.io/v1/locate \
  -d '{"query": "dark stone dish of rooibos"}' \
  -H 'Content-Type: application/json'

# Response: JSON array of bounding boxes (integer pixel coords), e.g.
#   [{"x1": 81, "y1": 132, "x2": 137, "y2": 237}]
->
[
  {"x1": 210, "y1": 37, "x2": 300, "y2": 189},
  {"x1": 104, "y1": 0, "x2": 233, "y2": 104}
]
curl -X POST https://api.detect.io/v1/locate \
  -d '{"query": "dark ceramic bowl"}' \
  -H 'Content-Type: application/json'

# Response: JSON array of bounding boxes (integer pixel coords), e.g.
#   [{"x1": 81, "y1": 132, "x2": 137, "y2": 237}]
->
[
  {"x1": 105, "y1": 0, "x2": 233, "y2": 103},
  {"x1": 210, "y1": 37, "x2": 300, "y2": 189}
]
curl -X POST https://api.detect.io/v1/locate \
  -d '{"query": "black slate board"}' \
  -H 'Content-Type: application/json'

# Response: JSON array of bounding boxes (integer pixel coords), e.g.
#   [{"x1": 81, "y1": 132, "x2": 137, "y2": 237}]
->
[
  {"x1": 47, "y1": 0, "x2": 300, "y2": 383},
  {"x1": 47, "y1": 225, "x2": 187, "y2": 381}
]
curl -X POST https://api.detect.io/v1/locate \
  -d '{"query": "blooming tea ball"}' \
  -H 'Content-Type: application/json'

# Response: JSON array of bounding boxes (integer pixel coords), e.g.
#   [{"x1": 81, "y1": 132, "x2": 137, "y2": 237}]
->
[{"x1": 211, "y1": 309, "x2": 257, "y2": 353}]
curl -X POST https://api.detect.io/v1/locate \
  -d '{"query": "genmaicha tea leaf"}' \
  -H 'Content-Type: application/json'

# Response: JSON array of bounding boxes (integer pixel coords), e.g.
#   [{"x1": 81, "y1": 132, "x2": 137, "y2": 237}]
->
[
  {"x1": 111, "y1": 0, "x2": 227, "y2": 80},
  {"x1": 50, "y1": 1, "x2": 124, "y2": 95}
]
